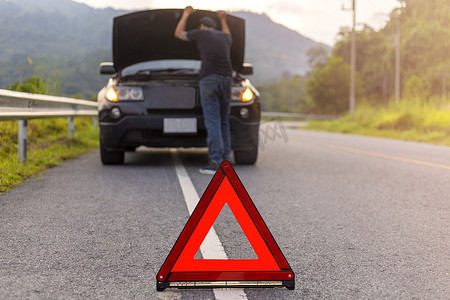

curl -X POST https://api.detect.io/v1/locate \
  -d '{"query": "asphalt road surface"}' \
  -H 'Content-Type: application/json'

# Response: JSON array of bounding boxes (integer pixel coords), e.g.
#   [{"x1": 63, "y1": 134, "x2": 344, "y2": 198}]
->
[{"x1": 1, "y1": 122, "x2": 449, "y2": 299}]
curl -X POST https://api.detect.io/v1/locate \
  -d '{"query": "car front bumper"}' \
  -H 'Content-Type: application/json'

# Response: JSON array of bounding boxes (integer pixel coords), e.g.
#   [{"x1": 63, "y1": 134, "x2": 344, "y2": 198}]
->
[{"x1": 100, "y1": 113, "x2": 259, "y2": 152}]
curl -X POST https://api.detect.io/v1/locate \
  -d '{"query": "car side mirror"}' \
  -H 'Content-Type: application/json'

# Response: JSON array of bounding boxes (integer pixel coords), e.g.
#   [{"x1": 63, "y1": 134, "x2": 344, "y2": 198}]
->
[
  {"x1": 240, "y1": 63, "x2": 253, "y2": 76},
  {"x1": 100, "y1": 62, "x2": 116, "y2": 75}
]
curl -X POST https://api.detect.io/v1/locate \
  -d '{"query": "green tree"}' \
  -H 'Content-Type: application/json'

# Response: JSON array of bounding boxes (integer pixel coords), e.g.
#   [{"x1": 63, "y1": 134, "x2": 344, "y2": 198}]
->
[
  {"x1": 6, "y1": 76, "x2": 47, "y2": 94},
  {"x1": 393, "y1": 0, "x2": 450, "y2": 95},
  {"x1": 403, "y1": 74, "x2": 429, "y2": 100},
  {"x1": 334, "y1": 25, "x2": 391, "y2": 103},
  {"x1": 307, "y1": 57, "x2": 364, "y2": 114},
  {"x1": 328, "y1": 0, "x2": 450, "y2": 103},
  {"x1": 307, "y1": 45, "x2": 330, "y2": 69},
  {"x1": 257, "y1": 75, "x2": 309, "y2": 112}
]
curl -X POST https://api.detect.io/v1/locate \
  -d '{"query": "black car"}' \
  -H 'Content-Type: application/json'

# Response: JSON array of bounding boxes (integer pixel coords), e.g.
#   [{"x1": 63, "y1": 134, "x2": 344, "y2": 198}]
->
[{"x1": 98, "y1": 9, "x2": 260, "y2": 165}]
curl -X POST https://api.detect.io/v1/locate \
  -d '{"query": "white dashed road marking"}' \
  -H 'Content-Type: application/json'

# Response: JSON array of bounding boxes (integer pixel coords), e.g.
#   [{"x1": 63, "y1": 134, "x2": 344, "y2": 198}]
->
[{"x1": 171, "y1": 149, "x2": 248, "y2": 300}]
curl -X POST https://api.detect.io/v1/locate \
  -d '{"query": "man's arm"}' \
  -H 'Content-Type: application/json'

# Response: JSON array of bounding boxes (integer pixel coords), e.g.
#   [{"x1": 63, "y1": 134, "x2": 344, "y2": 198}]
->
[
  {"x1": 217, "y1": 10, "x2": 231, "y2": 36},
  {"x1": 174, "y1": 6, "x2": 195, "y2": 41}
]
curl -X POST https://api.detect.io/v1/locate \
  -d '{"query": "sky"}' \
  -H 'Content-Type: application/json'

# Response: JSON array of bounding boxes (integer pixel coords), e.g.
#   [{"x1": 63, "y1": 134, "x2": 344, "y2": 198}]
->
[{"x1": 72, "y1": 0, "x2": 400, "y2": 46}]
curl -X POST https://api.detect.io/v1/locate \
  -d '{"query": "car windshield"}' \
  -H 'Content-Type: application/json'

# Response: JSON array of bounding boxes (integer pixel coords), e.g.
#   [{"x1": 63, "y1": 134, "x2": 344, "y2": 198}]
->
[{"x1": 121, "y1": 60, "x2": 201, "y2": 77}]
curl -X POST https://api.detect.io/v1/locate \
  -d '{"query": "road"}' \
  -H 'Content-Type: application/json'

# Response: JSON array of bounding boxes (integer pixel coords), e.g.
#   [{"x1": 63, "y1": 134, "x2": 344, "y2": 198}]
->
[{"x1": 1, "y1": 122, "x2": 449, "y2": 299}]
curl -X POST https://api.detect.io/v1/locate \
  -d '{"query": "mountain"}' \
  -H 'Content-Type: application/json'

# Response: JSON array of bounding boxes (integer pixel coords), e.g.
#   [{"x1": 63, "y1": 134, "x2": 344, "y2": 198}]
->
[
  {"x1": 0, "y1": 0, "x2": 329, "y2": 97},
  {"x1": 0, "y1": 0, "x2": 124, "y2": 58},
  {"x1": 232, "y1": 12, "x2": 329, "y2": 83}
]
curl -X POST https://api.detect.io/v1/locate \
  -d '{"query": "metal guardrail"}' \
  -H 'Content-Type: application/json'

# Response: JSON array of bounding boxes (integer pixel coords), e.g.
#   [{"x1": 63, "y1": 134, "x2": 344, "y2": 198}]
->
[
  {"x1": 0, "y1": 89, "x2": 97, "y2": 162},
  {"x1": 0, "y1": 89, "x2": 97, "y2": 120},
  {"x1": 262, "y1": 112, "x2": 338, "y2": 120},
  {"x1": 0, "y1": 88, "x2": 336, "y2": 162}
]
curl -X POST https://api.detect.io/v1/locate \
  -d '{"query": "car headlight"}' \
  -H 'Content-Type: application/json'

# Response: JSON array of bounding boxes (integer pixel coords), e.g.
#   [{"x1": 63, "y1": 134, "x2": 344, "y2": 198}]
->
[
  {"x1": 232, "y1": 87, "x2": 255, "y2": 103},
  {"x1": 106, "y1": 87, "x2": 144, "y2": 102}
]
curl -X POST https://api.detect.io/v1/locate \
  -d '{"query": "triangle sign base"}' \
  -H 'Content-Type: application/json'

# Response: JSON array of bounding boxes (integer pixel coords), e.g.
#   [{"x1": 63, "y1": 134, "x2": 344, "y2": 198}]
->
[
  {"x1": 156, "y1": 161, "x2": 295, "y2": 291},
  {"x1": 157, "y1": 278, "x2": 295, "y2": 291}
]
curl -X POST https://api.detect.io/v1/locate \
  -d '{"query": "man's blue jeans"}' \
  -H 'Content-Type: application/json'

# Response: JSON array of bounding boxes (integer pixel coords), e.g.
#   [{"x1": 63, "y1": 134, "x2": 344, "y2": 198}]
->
[{"x1": 199, "y1": 74, "x2": 232, "y2": 163}]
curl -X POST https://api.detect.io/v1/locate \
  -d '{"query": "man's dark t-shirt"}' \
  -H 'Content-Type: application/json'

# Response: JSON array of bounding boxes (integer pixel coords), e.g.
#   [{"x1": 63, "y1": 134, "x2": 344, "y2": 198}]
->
[{"x1": 186, "y1": 29, "x2": 232, "y2": 79}]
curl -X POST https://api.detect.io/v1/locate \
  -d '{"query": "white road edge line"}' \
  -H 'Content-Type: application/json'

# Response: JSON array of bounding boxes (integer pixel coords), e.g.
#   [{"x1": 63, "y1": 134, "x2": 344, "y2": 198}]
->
[{"x1": 171, "y1": 149, "x2": 248, "y2": 300}]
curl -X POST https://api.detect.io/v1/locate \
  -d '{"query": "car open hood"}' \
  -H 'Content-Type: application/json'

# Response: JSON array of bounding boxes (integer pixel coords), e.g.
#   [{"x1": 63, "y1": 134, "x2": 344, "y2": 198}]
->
[{"x1": 113, "y1": 9, "x2": 245, "y2": 73}]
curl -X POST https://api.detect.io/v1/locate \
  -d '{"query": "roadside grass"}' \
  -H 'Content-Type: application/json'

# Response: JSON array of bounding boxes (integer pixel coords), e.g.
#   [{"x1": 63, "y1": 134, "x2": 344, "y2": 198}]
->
[
  {"x1": 0, "y1": 117, "x2": 99, "y2": 194},
  {"x1": 305, "y1": 98, "x2": 450, "y2": 146}
]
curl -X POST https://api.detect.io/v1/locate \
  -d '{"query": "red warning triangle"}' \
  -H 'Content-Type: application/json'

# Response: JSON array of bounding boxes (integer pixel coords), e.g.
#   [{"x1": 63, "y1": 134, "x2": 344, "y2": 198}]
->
[{"x1": 156, "y1": 161, "x2": 294, "y2": 291}]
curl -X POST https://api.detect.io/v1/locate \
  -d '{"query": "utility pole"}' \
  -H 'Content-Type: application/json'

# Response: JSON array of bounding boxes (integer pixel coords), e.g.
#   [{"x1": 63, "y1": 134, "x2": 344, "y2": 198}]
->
[
  {"x1": 342, "y1": 0, "x2": 356, "y2": 114},
  {"x1": 349, "y1": 0, "x2": 356, "y2": 114},
  {"x1": 438, "y1": 72, "x2": 450, "y2": 102},
  {"x1": 394, "y1": 19, "x2": 401, "y2": 104},
  {"x1": 444, "y1": 74, "x2": 448, "y2": 102}
]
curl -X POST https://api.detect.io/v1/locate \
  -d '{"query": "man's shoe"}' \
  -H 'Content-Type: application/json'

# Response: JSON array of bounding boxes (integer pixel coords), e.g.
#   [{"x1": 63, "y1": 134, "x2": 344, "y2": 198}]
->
[{"x1": 199, "y1": 161, "x2": 220, "y2": 175}]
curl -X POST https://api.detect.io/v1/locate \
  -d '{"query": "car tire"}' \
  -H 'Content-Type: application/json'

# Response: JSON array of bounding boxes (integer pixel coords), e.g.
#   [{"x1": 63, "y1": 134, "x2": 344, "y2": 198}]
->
[
  {"x1": 234, "y1": 143, "x2": 258, "y2": 165},
  {"x1": 100, "y1": 142, "x2": 124, "y2": 165}
]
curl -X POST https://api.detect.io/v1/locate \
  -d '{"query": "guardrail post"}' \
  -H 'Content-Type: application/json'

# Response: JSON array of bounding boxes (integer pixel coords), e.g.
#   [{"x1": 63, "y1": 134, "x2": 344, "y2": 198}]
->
[
  {"x1": 68, "y1": 117, "x2": 74, "y2": 137},
  {"x1": 18, "y1": 120, "x2": 28, "y2": 162},
  {"x1": 92, "y1": 116, "x2": 98, "y2": 128}
]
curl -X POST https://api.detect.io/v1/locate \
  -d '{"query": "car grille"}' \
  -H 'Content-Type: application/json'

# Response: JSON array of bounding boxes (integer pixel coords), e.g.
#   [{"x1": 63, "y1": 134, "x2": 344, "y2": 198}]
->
[{"x1": 144, "y1": 86, "x2": 197, "y2": 109}]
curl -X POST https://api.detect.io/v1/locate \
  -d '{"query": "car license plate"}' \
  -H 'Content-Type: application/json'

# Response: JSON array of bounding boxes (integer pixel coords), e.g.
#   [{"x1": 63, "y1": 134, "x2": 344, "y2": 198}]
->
[{"x1": 163, "y1": 118, "x2": 197, "y2": 134}]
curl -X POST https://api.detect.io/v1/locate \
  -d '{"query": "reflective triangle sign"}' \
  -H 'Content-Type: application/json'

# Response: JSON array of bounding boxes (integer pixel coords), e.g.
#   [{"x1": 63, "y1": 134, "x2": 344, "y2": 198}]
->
[{"x1": 156, "y1": 161, "x2": 294, "y2": 291}]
